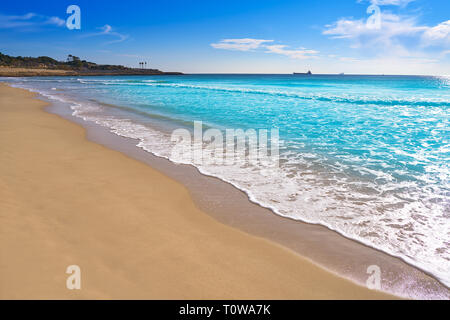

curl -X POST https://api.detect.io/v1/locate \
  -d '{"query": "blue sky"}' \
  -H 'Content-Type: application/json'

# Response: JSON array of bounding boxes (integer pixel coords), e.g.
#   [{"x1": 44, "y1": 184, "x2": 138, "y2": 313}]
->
[{"x1": 0, "y1": 0, "x2": 449, "y2": 74}]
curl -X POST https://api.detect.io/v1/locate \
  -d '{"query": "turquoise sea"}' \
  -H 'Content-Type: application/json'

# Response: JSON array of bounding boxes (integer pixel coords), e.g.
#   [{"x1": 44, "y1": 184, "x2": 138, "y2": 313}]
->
[{"x1": 6, "y1": 74, "x2": 450, "y2": 288}]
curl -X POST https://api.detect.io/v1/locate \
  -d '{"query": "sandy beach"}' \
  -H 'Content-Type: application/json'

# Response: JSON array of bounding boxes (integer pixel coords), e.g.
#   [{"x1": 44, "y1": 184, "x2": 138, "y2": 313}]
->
[{"x1": 0, "y1": 83, "x2": 394, "y2": 299}]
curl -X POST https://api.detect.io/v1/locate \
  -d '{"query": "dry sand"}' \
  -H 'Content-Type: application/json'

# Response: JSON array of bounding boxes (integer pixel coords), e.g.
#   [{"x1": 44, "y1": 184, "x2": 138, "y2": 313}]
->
[{"x1": 0, "y1": 83, "x2": 395, "y2": 299}]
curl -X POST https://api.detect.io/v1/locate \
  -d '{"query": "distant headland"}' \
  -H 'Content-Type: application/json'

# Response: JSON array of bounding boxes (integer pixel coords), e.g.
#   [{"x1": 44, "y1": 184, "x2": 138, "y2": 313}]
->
[{"x1": 0, "y1": 52, "x2": 183, "y2": 77}]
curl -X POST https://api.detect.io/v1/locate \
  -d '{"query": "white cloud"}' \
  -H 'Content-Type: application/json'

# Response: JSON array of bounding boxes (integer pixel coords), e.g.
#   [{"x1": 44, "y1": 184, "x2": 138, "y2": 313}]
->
[
  {"x1": 45, "y1": 16, "x2": 65, "y2": 27},
  {"x1": 323, "y1": 12, "x2": 450, "y2": 54},
  {"x1": 422, "y1": 20, "x2": 450, "y2": 45},
  {"x1": 324, "y1": 13, "x2": 425, "y2": 42},
  {"x1": 0, "y1": 12, "x2": 65, "y2": 29},
  {"x1": 101, "y1": 24, "x2": 112, "y2": 33},
  {"x1": 81, "y1": 24, "x2": 128, "y2": 44},
  {"x1": 324, "y1": 0, "x2": 450, "y2": 53},
  {"x1": 211, "y1": 38, "x2": 318, "y2": 60},
  {"x1": 211, "y1": 38, "x2": 273, "y2": 51},
  {"x1": 322, "y1": 2, "x2": 450, "y2": 70},
  {"x1": 265, "y1": 45, "x2": 319, "y2": 59},
  {"x1": 358, "y1": 0, "x2": 415, "y2": 6},
  {"x1": 0, "y1": 13, "x2": 35, "y2": 28}
]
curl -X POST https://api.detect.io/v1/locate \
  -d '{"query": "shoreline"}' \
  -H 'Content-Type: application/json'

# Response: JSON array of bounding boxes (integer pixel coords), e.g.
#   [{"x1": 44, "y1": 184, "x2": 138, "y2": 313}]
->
[
  {"x1": 0, "y1": 67, "x2": 183, "y2": 77},
  {"x1": 0, "y1": 83, "x2": 398, "y2": 299},
  {"x1": 41, "y1": 88, "x2": 450, "y2": 300}
]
